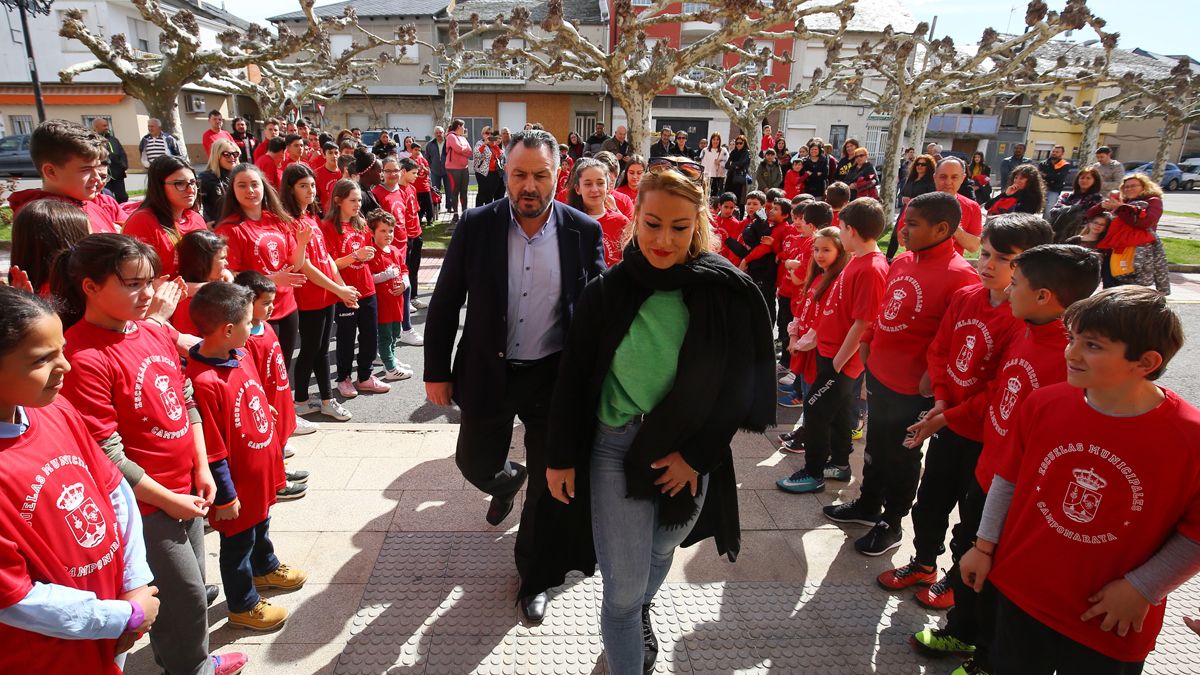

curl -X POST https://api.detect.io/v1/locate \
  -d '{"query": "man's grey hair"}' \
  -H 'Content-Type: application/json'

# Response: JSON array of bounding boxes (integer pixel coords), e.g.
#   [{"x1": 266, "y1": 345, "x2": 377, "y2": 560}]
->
[
  {"x1": 507, "y1": 129, "x2": 559, "y2": 166},
  {"x1": 938, "y1": 156, "x2": 966, "y2": 170},
  {"x1": 147, "y1": 118, "x2": 161, "y2": 126},
  {"x1": 434, "y1": 125, "x2": 444, "y2": 133}
]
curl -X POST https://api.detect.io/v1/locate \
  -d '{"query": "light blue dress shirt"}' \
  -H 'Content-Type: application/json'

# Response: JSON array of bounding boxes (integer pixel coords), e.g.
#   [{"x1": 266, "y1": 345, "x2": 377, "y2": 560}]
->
[{"x1": 506, "y1": 203, "x2": 564, "y2": 360}]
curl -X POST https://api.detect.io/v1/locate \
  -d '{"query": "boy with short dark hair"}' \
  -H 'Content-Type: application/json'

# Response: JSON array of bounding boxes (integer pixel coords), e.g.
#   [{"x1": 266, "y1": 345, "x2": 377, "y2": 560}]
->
[
  {"x1": 315, "y1": 142, "x2": 341, "y2": 208},
  {"x1": 713, "y1": 193, "x2": 742, "y2": 265},
  {"x1": 879, "y1": 213, "x2": 1053, "y2": 609},
  {"x1": 255, "y1": 136, "x2": 288, "y2": 189},
  {"x1": 824, "y1": 181, "x2": 852, "y2": 227},
  {"x1": 914, "y1": 243, "x2": 1101, "y2": 673},
  {"x1": 960, "y1": 285, "x2": 1194, "y2": 675},
  {"x1": 820, "y1": 193, "x2": 979, "y2": 554},
  {"x1": 187, "y1": 282, "x2": 308, "y2": 632},
  {"x1": 727, "y1": 190, "x2": 779, "y2": 321},
  {"x1": 9, "y1": 119, "x2": 121, "y2": 233}
]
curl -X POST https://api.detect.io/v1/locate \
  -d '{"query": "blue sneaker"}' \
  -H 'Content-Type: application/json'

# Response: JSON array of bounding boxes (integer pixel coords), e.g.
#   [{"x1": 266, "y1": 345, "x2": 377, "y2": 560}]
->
[
  {"x1": 776, "y1": 470, "x2": 825, "y2": 493},
  {"x1": 777, "y1": 392, "x2": 803, "y2": 408},
  {"x1": 823, "y1": 465, "x2": 852, "y2": 482}
]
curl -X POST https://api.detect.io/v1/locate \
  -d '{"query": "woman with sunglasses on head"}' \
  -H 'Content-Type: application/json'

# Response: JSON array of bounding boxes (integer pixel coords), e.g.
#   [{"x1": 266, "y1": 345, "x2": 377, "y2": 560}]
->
[
  {"x1": 541, "y1": 159, "x2": 776, "y2": 675},
  {"x1": 198, "y1": 139, "x2": 240, "y2": 227},
  {"x1": 122, "y1": 155, "x2": 208, "y2": 277},
  {"x1": 724, "y1": 135, "x2": 752, "y2": 205}
]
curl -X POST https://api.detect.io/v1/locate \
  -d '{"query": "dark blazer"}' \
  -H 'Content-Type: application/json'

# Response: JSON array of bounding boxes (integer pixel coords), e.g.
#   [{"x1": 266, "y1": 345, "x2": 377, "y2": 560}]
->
[{"x1": 423, "y1": 198, "x2": 605, "y2": 416}]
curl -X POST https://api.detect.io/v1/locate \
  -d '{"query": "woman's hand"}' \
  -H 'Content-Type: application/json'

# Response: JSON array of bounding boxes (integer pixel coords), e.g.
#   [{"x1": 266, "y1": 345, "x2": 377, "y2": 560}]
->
[
  {"x1": 651, "y1": 452, "x2": 699, "y2": 497},
  {"x1": 270, "y1": 266, "x2": 307, "y2": 288},
  {"x1": 547, "y1": 467, "x2": 576, "y2": 504},
  {"x1": 1101, "y1": 197, "x2": 1121, "y2": 210}
]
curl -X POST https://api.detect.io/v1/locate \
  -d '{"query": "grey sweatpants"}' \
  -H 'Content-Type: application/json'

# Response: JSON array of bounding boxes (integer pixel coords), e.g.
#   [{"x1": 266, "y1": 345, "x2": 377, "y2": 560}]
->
[{"x1": 142, "y1": 511, "x2": 214, "y2": 675}]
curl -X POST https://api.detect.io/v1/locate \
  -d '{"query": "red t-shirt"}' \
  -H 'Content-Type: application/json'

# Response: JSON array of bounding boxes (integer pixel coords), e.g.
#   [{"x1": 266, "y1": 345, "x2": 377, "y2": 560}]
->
[
  {"x1": 367, "y1": 244, "x2": 409, "y2": 324},
  {"x1": 371, "y1": 184, "x2": 414, "y2": 244},
  {"x1": 62, "y1": 320, "x2": 195, "y2": 516},
  {"x1": 202, "y1": 129, "x2": 236, "y2": 156},
  {"x1": 774, "y1": 224, "x2": 804, "y2": 298},
  {"x1": 788, "y1": 282, "x2": 826, "y2": 385},
  {"x1": 400, "y1": 184, "x2": 422, "y2": 238},
  {"x1": 612, "y1": 189, "x2": 635, "y2": 220},
  {"x1": 321, "y1": 221, "x2": 376, "y2": 298},
  {"x1": 187, "y1": 352, "x2": 281, "y2": 536},
  {"x1": 0, "y1": 399, "x2": 125, "y2": 674},
  {"x1": 783, "y1": 171, "x2": 804, "y2": 199},
  {"x1": 8, "y1": 189, "x2": 120, "y2": 234},
  {"x1": 863, "y1": 238, "x2": 979, "y2": 395},
  {"x1": 171, "y1": 295, "x2": 198, "y2": 336},
  {"x1": 294, "y1": 213, "x2": 338, "y2": 311},
  {"x1": 216, "y1": 212, "x2": 299, "y2": 319},
  {"x1": 121, "y1": 208, "x2": 208, "y2": 277},
  {"x1": 973, "y1": 318, "x2": 1069, "y2": 492},
  {"x1": 254, "y1": 153, "x2": 283, "y2": 189},
  {"x1": 413, "y1": 155, "x2": 432, "y2": 193},
  {"x1": 815, "y1": 251, "x2": 889, "y2": 379},
  {"x1": 615, "y1": 184, "x2": 637, "y2": 205},
  {"x1": 253, "y1": 139, "x2": 271, "y2": 162},
  {"x1": 990, "y1": 384, "x2": 1200, "y2": 662},
  {"x1": 314, "y1": 165, "x2": 341, "y2": 210},
  {"x1": 712, "y1": 215, "x2": 743, "y2": 265},
  {"x1": 896, "y1": 192, "x2": 983, "y2": 256},
  {"x1": 596, "y1": 209, "x2": 631, "y2": 267},
  {"x1": 932, "y1": 284, "x2": 1026, "y2": 441},
  {"x1": 245, "y1": 322, "x2": 295, "y2": 445}
]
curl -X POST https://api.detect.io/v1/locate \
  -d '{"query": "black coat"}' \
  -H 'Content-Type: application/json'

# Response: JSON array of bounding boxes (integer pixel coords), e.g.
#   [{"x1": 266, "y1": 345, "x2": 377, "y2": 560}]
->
[
  {"x1": 197, "y1": 168, "x2": 229, "y2": 226},
  {"x1": 523, "y1": 252, "x2": 776, "y2": 597},
  {"x1": 102, "y1": 132, "x2": 128, "y2": 179},
  {"x1": 423, "y1": 199, "x2": 605, "y2": 416}
]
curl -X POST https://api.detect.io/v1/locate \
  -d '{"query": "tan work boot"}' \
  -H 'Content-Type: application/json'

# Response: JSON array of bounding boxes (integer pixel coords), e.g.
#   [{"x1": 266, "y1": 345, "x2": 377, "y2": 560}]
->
[
  {"x1": 227, "y1": 598, "x2": 288, "y2": 631},
  {"x1": 253, "y1": 563, "x2": 308, "y2": 591}
]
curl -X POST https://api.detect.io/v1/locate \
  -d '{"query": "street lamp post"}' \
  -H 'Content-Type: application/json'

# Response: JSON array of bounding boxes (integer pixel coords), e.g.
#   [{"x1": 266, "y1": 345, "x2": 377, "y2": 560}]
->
[{"x1": 2, "y1": 0, "x2": 53, "y2": 123}]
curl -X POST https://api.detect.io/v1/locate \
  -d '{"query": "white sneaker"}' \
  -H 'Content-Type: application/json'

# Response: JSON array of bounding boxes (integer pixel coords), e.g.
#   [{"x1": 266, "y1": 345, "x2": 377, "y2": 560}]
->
[
  {"x1": 411, "y1": 298, "x2": 428, "y2": 309},
  {"x1": 395, "y1": 361, "x2": 413, "y2": 370},
  {"x1": 779, "y1": 372, "x2": 796, "y2": 386},
  {"x1": 382, "y1": 367, "x2": 413, "y2": 381},
  {"x1": 318, "y1": 399, "x2": 352, "y2": 421},
  {"x1": 337, "y1": 378, "x2": 358, "y2": 399},
  {"x1": 292, "y1": 416, "x2": 319, "y2": 435},
  {"x1": 294, "y1": 396, "x2": 319, "y2": 417},
  {"x1": 398, "y1": 329, "x2": 424, "y2": 346}
]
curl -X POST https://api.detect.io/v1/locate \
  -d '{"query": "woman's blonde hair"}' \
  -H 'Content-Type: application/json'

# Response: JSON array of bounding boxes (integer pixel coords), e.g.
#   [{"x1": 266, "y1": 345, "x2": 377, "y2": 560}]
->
[
  {"x1": 1122, "y1": 173, "x2": 1164, "y2": 199},
  {"x1": 207, "y1": 138, "x2": 238, "y2": 174},
  {"x1": 629, "y1": 162, "x2": 713, "y2": 261}
]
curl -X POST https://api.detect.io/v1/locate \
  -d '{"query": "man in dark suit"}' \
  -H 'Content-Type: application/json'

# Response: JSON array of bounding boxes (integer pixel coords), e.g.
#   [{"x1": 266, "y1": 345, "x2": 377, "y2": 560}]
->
[{"x1": 424, "y1": 130, "x2": 605, "y2": 624}]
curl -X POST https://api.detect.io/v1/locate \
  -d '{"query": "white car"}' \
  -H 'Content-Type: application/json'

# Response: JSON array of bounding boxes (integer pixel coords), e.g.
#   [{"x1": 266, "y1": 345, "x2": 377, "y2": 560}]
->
[{"x1": 1180, "y1": 158, "x2": 1200, "y2": 190}]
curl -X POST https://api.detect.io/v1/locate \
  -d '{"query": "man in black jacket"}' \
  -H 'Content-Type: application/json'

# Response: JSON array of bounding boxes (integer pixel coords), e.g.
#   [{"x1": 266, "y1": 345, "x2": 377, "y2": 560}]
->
[
  {"x1": 423, "y1": 129, "x2": 606, "y2": 625},
  {"x1": 649, "y1": 127, "x2": 673, "y2": 158},
  {"x1": 585, "y1": 122, "x2": 610, "y2": 155},
  {"x1": 1038, "y1": 144, "x2": 1071, "y2": 218},
  {"x1": 92, "y1": 117, "x2": 128, "y2": 202}
]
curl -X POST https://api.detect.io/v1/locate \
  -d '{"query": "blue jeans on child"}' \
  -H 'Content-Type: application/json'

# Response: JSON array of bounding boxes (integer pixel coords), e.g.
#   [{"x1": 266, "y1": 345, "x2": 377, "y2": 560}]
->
[
  {"x1": 591, "y1": 419, "x2": 708, "y2": 675},
  {"x1": 218, "y1": 517, "x2": 280, "y2": 613}
]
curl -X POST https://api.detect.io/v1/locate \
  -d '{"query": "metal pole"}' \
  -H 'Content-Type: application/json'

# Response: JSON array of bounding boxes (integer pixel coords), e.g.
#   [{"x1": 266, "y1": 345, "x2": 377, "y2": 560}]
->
[{"x1": 18, "y1": 1, "x2": 46, "y2": 122}]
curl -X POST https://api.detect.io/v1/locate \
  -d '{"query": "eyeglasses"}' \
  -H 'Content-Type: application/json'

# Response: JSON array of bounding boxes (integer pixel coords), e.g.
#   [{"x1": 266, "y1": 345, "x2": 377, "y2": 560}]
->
[
  {"x1": 647, "y1": 157, "x2": 705, "y2": 184},
  {"x1": 220, "y1": 151, "x2": 240, "y2": 159},
  {"x1": 382, "y1": 169, "x2": 402, "y2": 175},
  {"x1": 166, "y1": 179, "x2": 198, "y2": 192}
]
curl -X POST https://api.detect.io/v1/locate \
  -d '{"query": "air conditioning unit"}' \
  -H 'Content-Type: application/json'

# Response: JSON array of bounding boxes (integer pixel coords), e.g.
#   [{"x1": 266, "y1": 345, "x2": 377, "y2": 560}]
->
[{"x1": 184, "y1": 94, "x2": 207, "y2": 114}]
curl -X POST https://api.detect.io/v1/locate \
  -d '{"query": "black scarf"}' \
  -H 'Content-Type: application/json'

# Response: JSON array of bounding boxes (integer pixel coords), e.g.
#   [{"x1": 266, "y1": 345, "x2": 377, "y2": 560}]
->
[{"x1": 620, "y1": 248, "x2": 776, "y2": 526}]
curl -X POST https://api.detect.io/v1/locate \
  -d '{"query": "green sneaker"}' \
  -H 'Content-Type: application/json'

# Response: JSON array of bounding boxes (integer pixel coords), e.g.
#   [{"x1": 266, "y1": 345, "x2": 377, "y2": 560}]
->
[
  {"x1": 950, "y1": 657, "x2": 989, "y2": 675},
  {"x1": 910, "y1": 627, "x2": 975, "y2": 657},
  {"x1": 823, "y1": 465, "x2": 851, "y2": 482}
]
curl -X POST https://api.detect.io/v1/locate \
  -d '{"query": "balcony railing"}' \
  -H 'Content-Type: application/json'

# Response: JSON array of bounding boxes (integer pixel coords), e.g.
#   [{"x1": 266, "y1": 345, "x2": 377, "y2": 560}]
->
[
  {"x1": 460, "y1": 64, "x2": 528, "y2": 82},
  {"x1": 927, "y1": 113, "x2": 1000, "y2": 136}
]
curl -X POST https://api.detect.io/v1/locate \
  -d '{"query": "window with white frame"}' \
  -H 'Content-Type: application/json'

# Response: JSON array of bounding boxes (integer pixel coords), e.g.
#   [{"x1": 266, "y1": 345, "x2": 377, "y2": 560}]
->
[
  {"x1": 10, "y1": 115, "x2": 33, "y2": 135},
  {"x1": 395, "y1": 41, "x2": 419, "y2": 64},
  {"x1": 127, "y1": 18, "x2": 150, "y2": 52}
]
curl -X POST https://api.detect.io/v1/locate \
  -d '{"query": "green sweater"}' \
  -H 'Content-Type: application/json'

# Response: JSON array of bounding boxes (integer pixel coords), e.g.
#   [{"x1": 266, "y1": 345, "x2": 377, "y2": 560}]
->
[{"x1": 596, "y1": 290, "x2": 689, "y2": 427}]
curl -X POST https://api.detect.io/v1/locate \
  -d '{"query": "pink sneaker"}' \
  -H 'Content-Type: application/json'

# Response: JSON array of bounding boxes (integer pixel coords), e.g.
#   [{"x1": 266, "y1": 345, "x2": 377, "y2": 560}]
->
[
  {"x1": 212, "y1": 652, "x2": 249, "y2": 675},
  {"x1": 336, "y1": 378, "x2": 358, "y2": 399},
  {"x1": 355, "y1": 375, "x2": 392, "y2": 393}
]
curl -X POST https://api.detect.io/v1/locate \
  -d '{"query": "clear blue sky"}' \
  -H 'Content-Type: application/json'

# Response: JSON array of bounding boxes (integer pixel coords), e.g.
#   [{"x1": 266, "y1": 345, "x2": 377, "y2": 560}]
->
[{"x1": 236, "y1": 0, "x2": 1194, "y2": 57}]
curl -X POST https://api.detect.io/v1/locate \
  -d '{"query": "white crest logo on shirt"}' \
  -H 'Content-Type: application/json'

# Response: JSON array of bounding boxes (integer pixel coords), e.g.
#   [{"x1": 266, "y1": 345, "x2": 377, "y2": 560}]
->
[
  {"x1": 883, "y1": 288, "x2": 907, "y2": 321},
  {"x1": 56, "y1": 482, "x2": 106, "y2": 549},
  {"x1": 999, "y1": 376, "x2": 1022, "y2": 420},
  {"x1": 266, "y1": 240, "x2": 282, "y2": 268},
  {"x1": 247, "y1": 395, "x2": 270, "y2": 435},
  {"x1": 955, "y1": 335, "x2": 977, "y2": 373},
  {"x1": 1063, "y1": 467, "x2": 1108, "y2": 524},
  {"x1": 156, "y1": 374, "x2": 184, "y2": 422}
]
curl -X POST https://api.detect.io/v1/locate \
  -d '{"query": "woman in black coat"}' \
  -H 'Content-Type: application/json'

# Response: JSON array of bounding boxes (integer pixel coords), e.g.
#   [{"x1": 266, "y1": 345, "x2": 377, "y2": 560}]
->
[
  {"x1": 799, "y1": 142, "x2": 830, "y2": 197},
  {"x1": 197, "y1": 137, "x2": 238, "y2": 226},
  {"x1": 1048, "y1": 166, "x2": 1104, "y2": 242},
  {"x1": 986, "y1": 163, "x2": 1045, "y2": 216},
  {"x1": 537, "y1": 164, "x2": 775, "y2": 675},
  {"x1": 724, "y1": 135, "x2": 752, "y2": 204}
]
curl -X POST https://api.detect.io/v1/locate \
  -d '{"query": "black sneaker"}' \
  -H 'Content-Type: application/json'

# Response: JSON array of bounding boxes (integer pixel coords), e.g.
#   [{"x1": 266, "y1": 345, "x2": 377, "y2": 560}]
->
[
  {"x1": 286, "y1": 470, "x2": 309, "y2": 484},
  {"x1": 642, "y1": 603, "x2": 658, "y2": 674},
  {"x1": 779, "y1": 426, "x2": 804, "y2": 443},
  {"x1": 855, "y1": 520, "x2": 903, "y2": 556},
  {"x1": 822, "y1": 499, "x2": 880, "y2": 526},
  {"x1": 276, "y1": 481, "x2": 308, "y2": 501}
]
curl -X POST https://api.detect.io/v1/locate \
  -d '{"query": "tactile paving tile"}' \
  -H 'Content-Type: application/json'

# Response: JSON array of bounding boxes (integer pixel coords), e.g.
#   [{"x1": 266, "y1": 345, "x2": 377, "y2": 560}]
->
[
  {"x1": 515, "y1": 575, "x2": 602, "y2": 637},
  {"x1": 445, "y1": 532, "x2": 519, "y2": 578},
  {"x1": 371, "y1": 532, "x2": 455, "y2": 580},
  {"x1": 332, "y1": 634, "x2": 431, "y2": 675},
  {"x1": 424, "y1": 635, "x2": 608, "y2": 674}
]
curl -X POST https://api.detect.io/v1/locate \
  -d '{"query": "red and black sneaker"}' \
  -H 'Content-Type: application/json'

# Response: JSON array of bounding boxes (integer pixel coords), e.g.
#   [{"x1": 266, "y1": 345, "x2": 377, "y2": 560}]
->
[
  {"x1": 914, "y1": 575, "x2": 955, "y2": 610},
  {"x1": 877, "y1": 557, "x2": 937, "y2": 591}
]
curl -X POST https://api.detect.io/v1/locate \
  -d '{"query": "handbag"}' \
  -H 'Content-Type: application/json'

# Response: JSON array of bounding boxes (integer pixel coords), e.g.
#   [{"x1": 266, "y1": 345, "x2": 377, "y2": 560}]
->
[{"x1": 1110, "y1": 246, "x2": 1136, "y2": 277}]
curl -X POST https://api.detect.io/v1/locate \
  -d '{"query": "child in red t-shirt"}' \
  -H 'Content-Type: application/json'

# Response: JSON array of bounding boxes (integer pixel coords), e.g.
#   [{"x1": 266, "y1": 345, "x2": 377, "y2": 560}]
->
[
  {"x1": 878, "y1": 213, "x2": 1053, "y2": 609},
  {"x1": 777, "y1": 198, "x2": 889, "y2": 494},
  {"x1": 8, "y1": 120, "x2": 123, "y2": 234},
  {"x1": 171, "y1": 230, "x2": 231, "y2": 336},
  {"x1": 712, "y1": 193, "x2": 743, "y2": 265},
  {"x1": 766, "y1": 199, "x2": 801, "y2": 375},
  {"x1": 780, "y1": 225, "x2": 847, "y2": 421},
  {"x1": 365, "y1": 211, "x2": 413, "y2": 382},
  {"x1": 569, "y1": 157, "x2": 630, "y2": 267},
  {"x1": 961, "y1": 286, "x2": 1194, "y2": 674},
  {"x1": 776, "y1": 199, "x2": 825, "y2": 411},
  {"x1": 410, "y1": 144, "x2": 435, "y2": 226},
  {"x1": 911, "y1": 243, "x2": 1101, "y2": 670},
  {"x1": 187, "y1": 282, "x2": 308, "y2": 632},
  {"x1": 371, "y1": 157, "x2": 425, "y2": 345},
  {"x1": 121, "y1": 157, "x2": 208, "y2": 277},
  {"x1": 313, "y1": 142, "x2": 342, "y2": 211},
  {"x1": 397, "y1": 158, "x2": 430, "y2": 321},
  {"x1": 0, "y1": 287, "x2": 162, "y2": 674}
]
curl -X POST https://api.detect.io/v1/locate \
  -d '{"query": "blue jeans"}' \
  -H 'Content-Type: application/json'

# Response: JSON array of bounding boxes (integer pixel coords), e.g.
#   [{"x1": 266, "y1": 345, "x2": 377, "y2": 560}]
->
[
  {"x1": 591, "y1": 420, "x2": 707, "y2": 675},
  {"x1": 218, "y1": 517, "x2": 280, "y2": 613}
]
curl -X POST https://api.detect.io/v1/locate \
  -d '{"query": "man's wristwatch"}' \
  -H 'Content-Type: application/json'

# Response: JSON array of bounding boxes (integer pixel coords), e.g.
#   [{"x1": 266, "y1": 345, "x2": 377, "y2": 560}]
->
[{"x1": 126, "y1": 600, "x2": 145, "y2": 632}]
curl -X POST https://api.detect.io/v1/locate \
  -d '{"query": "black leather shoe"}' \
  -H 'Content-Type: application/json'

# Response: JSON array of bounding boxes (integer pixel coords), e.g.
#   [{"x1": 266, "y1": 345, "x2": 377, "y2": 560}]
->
[
  {"x1": 205, "y1": 584, "x2": 220, "y2": 607},
  {"x1": 642, "y1": 603, "x2": 659, "y2": 673},
  {"x1": 779, "y1": 426, "x2": 804, "y2": 443},
  {"x1": 520, "y1": 592, "x2": 548, "y2": 625},
  {"x1": 485, "y1": 463, "x2": 527, "y2": 526}
]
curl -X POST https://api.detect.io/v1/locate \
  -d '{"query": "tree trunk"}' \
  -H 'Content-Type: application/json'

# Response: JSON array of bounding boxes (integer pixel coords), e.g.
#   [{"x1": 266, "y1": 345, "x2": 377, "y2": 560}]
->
[
  {"x1": 907, "y1": 107, "x2": 933, "y2": 157},
  {"x1": 879, "y1": 103, "x2": 914, "y2": 225},
  {"x1": 615, "y1": 91, "x2": 654, "y2": 156},
  {"x1": 1152, "y1": 117, "x2": 1180, "y2": 186},
  {"x1": 439, "y1": 83, "x2": 455, "y2": 131},
  {"x1": 743, "y1": 118, "x2": 763, "y2": 175},
  {"x1": 1077, "y1": 106, "x2": 1106, "y2": 163}
]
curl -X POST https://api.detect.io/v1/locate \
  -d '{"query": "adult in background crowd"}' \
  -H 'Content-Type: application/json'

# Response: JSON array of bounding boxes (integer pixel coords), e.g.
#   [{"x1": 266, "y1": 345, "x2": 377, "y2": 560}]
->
[
  {"x1": 139, "y1": 117, "x2": 185, "y2": 168},
  {"x1": 198, "y1": 139, "x2": 239, "y2": 226},
  {"x1": 1091, "y1": 172, "x2": 1170, "y2": 295},
  {"x1": 966, "y1": 151, "x2": 992, "y2": 204},
  {"x1": 846, "y1": 147, "x2": 879, "y2": 200},
  {"x1": 444, "y1": 119, "x2": 474, "y2": 223},
  {"x1": 423, "y1": 129, "x2": 605, "y2": 627},
  {"x1": 772, "y1": 135, "x2": 789, "y2": 162},
  {"x1": 426, "y1": 126, "x2": 450, "y2": 210},
  {"x1": 800, "y1": 140, "x2": 830, "y2": 198},
  {"x1": 1092, "y1": 144, "x2": 1125, "y2": 194},
  {"x1": 889, "y1": 157, "x2": 983, "y2": 260},
  {"x1": 835, "y1": 138, "x2": 859, "y2": 182},
  {"x1": 1038, "y1": 144, "x2": 1072, "y2": 218},
  {"x1": 896, "y1": 147, "x2": 915, "y2": 192},
  {"x1": 925, "y1": 142, "x2": 944, "y2": 163},
  {"x1": 986, "y1": 164, "x2": 1045, "y2": 216},
  {"x1": 201, "y1": 109, "x2": 235, "y2": 158},
  {"x1": 1048, "y1": 166, "x2": 1104, "y2": 243},
  {"x1": 372, "y1": 131, "x2": 398, "y2": 160},
  {"x1": 230, "y1": 117, "x2": 257, "y2": 163},
  {"x1": 472, "y1": 131, "x2": 506, "y2": 205},
  {"x1": 671, "y1": 131, "x2": 698, "y2": 161},
  {"x1": 91, "y1": 117, "x2": 128, "y2": 203},
  {"x1": 566, "y1": 131, "x2": 586, "y2": 161},
  {"x1": 586, "y1": 122, "x2": 610, "y2": 155},
  {"x1": 601, "y1": 126, "x2": 631, "y2": 171},
  {"x1": 999, "y1": 142, "x2": 1032, "y2": 191},
  {"x1": 901, "y1": 153, "x2": 937, "y2": 208},
  {"x1": 254, "y1": 117, "x2": 281, "y2": 161},
  {"x1": 724, "y1": 135, "x2": 752, "y2": 205},
  {"x1": 649, "y1": 128, "x2": 673, "y2": 159},
  {"x1": 701, "y1": 132, "x2": 730, "y2": 196}
]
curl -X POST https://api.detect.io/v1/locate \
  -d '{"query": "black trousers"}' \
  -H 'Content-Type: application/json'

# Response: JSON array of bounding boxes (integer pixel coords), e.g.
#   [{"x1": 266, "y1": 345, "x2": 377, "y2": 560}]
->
[
  {"x1": 107, "y1": 178, "x2": 128, "y2": 203},
  {"x1": 334, "y1": 295, "x2": 378, "y2": 382},
  {"x1": 455, "y1": 354, "x2": 558, "y2": 584},
  {"x1": 802, "y1": 354, "x2": 855, "y2": 476},
  {"x1": 776, "y1": 293, "x2": 793, "y2": 367},
  {"x1": 416, "y1": 191, "x2": 435, "y2": 225},
  {"x1": 946, "y1": 478, "x2": 996, "y2": 665},
  {"x1": 267, "y1": 309, "x2": 299, "y2": 379},
  {"x1": 406, "y1": 235, "x2": 423, "y2": 300},
  {"x1": 858, "y1": 372, "x2": 932, "y2": 527},
  {"x1": 910, "y1": 427, "x2": 983, "y2": 566},
  {"x1": 991, "y1": 592, "x2": 1145, "y2": 675},
  {"x1": 478, "y1": 172, "x2": 504, "y2": 205},
  {"x1": 295, "y1": 305, "x2": 335, "y2": 402},
  {"x1": 752, "y1": 279, "x2": 776, "y2": 324}
]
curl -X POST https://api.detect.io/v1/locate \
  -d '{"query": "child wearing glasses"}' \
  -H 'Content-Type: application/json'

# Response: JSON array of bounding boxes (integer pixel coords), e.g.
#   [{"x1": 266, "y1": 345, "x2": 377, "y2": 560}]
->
[{"x1": 123, "y1": 156, "x2": 208, "y2": 277}]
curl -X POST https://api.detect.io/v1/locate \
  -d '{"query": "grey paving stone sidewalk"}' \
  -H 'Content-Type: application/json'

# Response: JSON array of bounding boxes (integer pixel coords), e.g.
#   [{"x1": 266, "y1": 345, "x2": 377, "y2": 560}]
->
[{"x1": 121, "y1": 423, "x2": 1200, "y2": 674}]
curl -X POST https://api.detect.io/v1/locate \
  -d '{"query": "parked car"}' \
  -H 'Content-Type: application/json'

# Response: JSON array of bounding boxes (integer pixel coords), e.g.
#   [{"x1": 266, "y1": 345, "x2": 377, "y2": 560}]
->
[
  {"x1": 0, "y1": 134, "x2": 37, "y2": 177},
  {"x1": 1178, "y1": 158, "x2": 1200, "y2": 189},
  {"x1": 1123, "y1": 161, "x2": 1184, "y2": 191}
]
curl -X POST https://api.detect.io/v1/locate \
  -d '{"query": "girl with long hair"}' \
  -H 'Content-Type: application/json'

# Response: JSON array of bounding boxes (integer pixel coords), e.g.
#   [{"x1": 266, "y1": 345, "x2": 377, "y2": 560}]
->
[
  {"x1": 122, "y1": 155, "x2": 207, "y2": 276},
  {"x1": 615, "y1": 154, "x2": 646, "y2": 204},
  {"x1": 701, "y1": 132, "x2": 729, "y2": 196},
  {"x1": 986, "y1": 164, "x2": 1045, "y2": 215},
  {"x1": 568, "y1": 157, "x2": 630, "y2": 266},
  {"x1": 8, "y1": 199, "x2": 89, "y2": 295}
]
